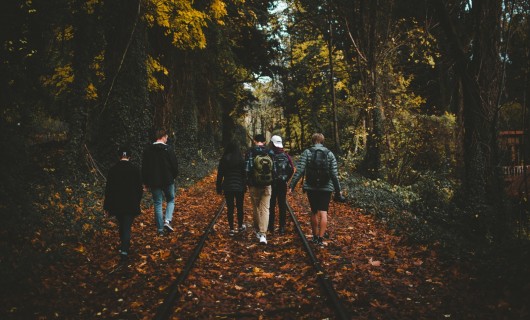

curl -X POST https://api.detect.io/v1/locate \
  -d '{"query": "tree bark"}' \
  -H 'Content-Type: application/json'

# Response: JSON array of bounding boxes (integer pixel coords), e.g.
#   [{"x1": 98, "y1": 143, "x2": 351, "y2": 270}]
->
[
  {"x1": 434, "y1": 0, "x2": 505, "y2": 238},
  {"x1": 98, "y1": 0, "x2": 150, "y2": 168}
]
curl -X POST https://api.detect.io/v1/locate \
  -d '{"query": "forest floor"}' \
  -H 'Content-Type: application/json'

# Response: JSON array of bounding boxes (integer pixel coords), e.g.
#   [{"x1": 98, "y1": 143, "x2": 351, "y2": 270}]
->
[{"x1": 1, "y1": 166, "x2": 529, "y2": 319}]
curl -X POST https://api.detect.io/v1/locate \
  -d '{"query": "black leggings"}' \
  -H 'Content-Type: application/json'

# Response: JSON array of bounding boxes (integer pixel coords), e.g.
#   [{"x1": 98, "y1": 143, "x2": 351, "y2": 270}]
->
[
  {"x1": 116, "y1": 214, "x2": 135, "y2": 253},
  {"x1": 224, "y1": 191, "x2": 244, "y2": 230},
  {"x1": 269, "y1": 180, "x2": 288, "y2": 231}
]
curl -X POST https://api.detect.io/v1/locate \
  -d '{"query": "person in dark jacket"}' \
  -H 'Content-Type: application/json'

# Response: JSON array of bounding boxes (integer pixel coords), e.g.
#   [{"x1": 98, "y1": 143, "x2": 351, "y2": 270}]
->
[
  {"x1": 142, "y1": 129, "x2": 179, "y2": 236},
  {"x1": 104, "y1": 146, "x2": 143, "y2": 258},
  {"x1": 268, "y1": 135, "x2": 294, "y2": 235},
  {"x1": 216, "y1": 140, "x2": 247, "y2": 236},
  {"x1": 289, "y1": 133, "x2": 345, "y2": 247}
]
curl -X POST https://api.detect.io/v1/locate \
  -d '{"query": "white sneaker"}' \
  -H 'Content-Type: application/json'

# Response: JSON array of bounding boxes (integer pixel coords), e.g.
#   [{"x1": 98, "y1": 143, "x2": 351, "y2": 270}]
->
[
  {"x1": 164, "y1": 221, "x2": 174, "y2": 233},
  {"x1": 259, "y1": 234, "x2": 267, "y2": 244}
]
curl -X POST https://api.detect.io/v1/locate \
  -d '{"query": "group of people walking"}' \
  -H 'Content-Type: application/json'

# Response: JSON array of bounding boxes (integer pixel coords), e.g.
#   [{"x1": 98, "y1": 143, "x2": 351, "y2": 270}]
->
[
  {"x1": 104, "y1": 129, "x2": 178, "y2": 258},
  {"x1": 104, "y1": 129, "x2": 345, "y2": 259},
  {"x1": 216, "y1": 132, "x2": 345, "y2": 246}
]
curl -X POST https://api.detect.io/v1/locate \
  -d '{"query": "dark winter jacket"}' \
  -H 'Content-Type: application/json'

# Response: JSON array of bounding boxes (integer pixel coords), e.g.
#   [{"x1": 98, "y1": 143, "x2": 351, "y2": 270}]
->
[
  {"x1": 216, "y1": 153, "x2": 246, "y2": 193},
  {"x1": 104, "y1": 160, "x2": 143, "y2": 216},
  {"x1": 141, "y1": 142, "x2": 178, "y2": 188},
  {"x1": 289, "y1": 143, "x2": 341, "y2": 192}
]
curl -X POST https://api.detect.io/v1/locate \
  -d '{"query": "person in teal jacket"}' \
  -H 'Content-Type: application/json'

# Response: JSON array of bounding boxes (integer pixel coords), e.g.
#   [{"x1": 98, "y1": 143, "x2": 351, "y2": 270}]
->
[{"x1": 289, "y1": 133, "x2": 345, "y2": 247}]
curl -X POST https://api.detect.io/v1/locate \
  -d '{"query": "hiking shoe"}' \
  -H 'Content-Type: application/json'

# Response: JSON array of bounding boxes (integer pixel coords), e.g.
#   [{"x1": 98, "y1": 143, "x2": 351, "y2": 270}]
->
[
  {"x1": 164, "y1": 221, "x2": 174, "y2": 233},
  {"x1": 229, "y1": 229, "x2": 235, "y2": 236},
  {"x1": 118, "y1": 250, "x2": 128, "y2": 258},
  {"x1": 311, "y1": 236, "x2": 318, "y2": 244},
  {"x1": 259, "y1": 234, "x2": 267, "y2": 244},
  {"x1": 323, "y1": 232, "x2": 330, "y2": 239},
  {"x1": 238, "y1": 225, "x2": 247, "y2": 233},
  {"x1": 316, "y1": 237, "x2": 324, "y2": 247}
]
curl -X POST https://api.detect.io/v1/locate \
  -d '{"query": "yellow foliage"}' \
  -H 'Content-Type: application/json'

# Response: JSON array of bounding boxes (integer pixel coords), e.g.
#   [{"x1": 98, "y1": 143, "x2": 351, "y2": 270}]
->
[
  {"x1": 91, "y1": 52, "x2": 105, "y2": 81},
  {"x1": 85, "y1": 83, "x2": 98, "y2": 100},
  {"x1": 209, "y1": 0, "x2": 227, "y2": 25},
  {"x1": 146, "y1": 0, "x2": 229, "y2": 49},
  {"x1": 147, "y1": 55, "x2": 168, "y2": 92},
  {"x1": 85, "y1": 0, "x2": 101, "y2": 14},
  {"x1": 41, "y1": 64, "x2": 74, "y2": 95}
]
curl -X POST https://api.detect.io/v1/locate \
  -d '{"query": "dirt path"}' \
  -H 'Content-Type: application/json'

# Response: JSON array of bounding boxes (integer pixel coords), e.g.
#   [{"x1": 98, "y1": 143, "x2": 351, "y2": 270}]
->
[{"x1": 2, "y1": 173, "x2": 521, "y2": 319}]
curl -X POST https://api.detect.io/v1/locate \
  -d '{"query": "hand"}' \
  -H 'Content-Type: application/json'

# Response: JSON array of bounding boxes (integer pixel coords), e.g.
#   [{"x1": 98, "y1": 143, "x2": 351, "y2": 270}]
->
[{"x1": 334, "y1": 192, "x2": 347, "y2": 203}]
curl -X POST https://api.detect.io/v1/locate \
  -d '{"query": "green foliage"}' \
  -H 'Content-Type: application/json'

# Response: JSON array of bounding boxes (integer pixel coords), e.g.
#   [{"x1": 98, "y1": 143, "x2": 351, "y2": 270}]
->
[
  {"x1": 385, "y1": 111, "x2": 457, "y2": 185},
  {"x1": 342, "y1": 169, "x2": 467, "y2": 245},
  {"x1": 498, "y1": 102, "x2": 524, "y2": 131}
]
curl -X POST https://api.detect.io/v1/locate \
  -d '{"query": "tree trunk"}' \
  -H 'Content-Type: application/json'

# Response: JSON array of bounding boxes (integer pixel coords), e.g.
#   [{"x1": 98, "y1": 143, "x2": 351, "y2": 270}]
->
[
  {"x1": 359, "y1": 0, "x2": 383, "y2": 179},
  {"x1": 68, "y1": 1, "x2": 97, "y2": 173},
  {"x1": 434, "y1": 0, "x2": 505, "y2": 238},
  {"x1": 98, "y1": 0, "x2": 150, "y2": 168}
]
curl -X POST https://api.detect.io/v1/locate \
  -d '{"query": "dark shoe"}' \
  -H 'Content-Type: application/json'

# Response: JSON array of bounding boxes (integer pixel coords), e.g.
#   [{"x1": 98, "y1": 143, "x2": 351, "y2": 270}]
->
[
  {"x1": 279, "y1": 227, "x2": 285, "y2": 235},
  {"x1": 323, "y1": 232, "x2": 330, "y2": 239},
  {"x1": 311, "y1": 236, "x2": 318, "y2": 244},
  {"x1": 119, "y1": 249, "x2": 128, "y2": 259},
  {"x1": 229, "y1": 229, "x2": 235, "y2": 236},
  {"x1": 238, "y1": 225, "x2": 247, "y2": 233},
  {"x1": 157, "y1": 230, "x2": 165, "y2": 237},
  {"x1": 316, "y1": 237, "x2": 324, "y2": 247}
]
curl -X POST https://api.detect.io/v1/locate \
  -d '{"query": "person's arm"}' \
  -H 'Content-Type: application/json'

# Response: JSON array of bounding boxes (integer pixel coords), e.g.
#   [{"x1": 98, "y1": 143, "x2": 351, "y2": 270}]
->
[
  {"x1": 216, "y1": 159, "x2": 224, "y2": 194},
  {"x1": 168, "y1": 147, "x2": 179, "y2": 178},
  {"x1": 329, "y1": 151, "x2": 341, "y2": 192},
  {"x1": 134, "y1": 166, "x2": 143, "y2": 204},
  {"x1": 141, "y1": 148, "x2": 149, "y2": 188},
  {"x1": 329, "y1": 152, "x2": 346, "y2": 202},
  {"x1": 289, "y1": 149, "x2": 309, "y2": 191},
  {"x1": 287, "y1": 153, "x2": 295, "y2": 181}
]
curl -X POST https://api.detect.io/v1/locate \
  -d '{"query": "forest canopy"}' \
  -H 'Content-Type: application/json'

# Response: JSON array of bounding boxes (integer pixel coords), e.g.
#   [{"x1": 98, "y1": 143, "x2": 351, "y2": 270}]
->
[{"x1": 1, "y1": 0, "x2": 530, "y2": 242}]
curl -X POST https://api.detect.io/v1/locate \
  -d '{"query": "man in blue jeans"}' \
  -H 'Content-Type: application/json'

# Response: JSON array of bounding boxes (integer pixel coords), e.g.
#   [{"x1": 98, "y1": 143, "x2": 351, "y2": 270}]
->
[{"x1": 142, "y1": 129, "x2": 179, "y2": 236}]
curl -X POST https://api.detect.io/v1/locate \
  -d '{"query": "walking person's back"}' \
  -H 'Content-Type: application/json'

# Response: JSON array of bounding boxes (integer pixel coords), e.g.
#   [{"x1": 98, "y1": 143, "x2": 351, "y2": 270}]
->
[
  {"x1": 104, "y1": 146, "x2": 143, "y2": 258},
  {"x1": 245, "y1": 134, "x2": 273, "y2": 244},
  {"x1": 142, "y1": 129, "x2": 179, "y2": 236},
  {"x1": 289, "y1": 133, "x2": 345, "y2": 247},
  {"x1": 268, "y1": 135, "x2": 294, "y2": 235},
  {"x1": 216, "y1": 140, "x2": 247, "y2": 236}
]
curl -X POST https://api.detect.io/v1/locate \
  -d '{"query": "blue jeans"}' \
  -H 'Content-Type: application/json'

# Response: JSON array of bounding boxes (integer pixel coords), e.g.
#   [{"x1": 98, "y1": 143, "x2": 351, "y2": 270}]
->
[{"x1": 151, "y1": 184, "x2": 175, "y2": 232}]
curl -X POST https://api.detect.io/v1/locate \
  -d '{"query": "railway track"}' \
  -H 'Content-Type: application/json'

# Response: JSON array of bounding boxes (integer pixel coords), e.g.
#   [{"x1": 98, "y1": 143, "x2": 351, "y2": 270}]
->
[{"x1": 154, "y1": 200, "x2": 351, "y2": 319}]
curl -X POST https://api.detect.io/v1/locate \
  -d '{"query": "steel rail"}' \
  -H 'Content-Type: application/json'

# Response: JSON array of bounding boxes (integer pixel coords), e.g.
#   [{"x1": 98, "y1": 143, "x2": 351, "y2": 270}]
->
[
  {"x1": 287, "y1": 202, "x2": 352, "y2": 320},
  {"x1": 154, "y1": 200, "x2": 226, "y2": 320}
]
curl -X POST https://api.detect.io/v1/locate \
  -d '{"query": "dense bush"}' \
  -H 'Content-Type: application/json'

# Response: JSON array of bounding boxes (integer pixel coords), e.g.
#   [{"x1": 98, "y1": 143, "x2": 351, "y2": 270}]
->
[{"x1": 341, "y1": 166, "x2": 468, "y2": 246}]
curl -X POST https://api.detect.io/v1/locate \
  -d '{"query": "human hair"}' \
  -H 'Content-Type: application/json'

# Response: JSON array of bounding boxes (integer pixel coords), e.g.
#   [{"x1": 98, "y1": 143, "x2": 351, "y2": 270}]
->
[
  {"x1": 311, "y1": 133, "x2": 325, "y2": 144},
  {"x1": 222, "y1": 140, "x2": 244, "y2": 166},
  {"x1": 155, "y1": 128, "x2": 168, "y2": 140},
  {"x1": 117, "y1": 146, "x2": 132, "y2": 158},
  {"x1": 254, "y1": 134, "x2": 266, "y2": 143}
]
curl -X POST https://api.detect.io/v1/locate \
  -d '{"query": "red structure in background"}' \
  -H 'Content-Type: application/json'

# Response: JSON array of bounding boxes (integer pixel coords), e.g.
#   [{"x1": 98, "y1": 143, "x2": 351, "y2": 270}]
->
[{"x1": 499, "y1": 130, "x2": 530, "y2": 198}]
